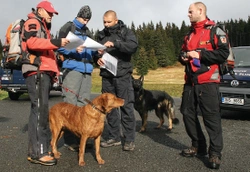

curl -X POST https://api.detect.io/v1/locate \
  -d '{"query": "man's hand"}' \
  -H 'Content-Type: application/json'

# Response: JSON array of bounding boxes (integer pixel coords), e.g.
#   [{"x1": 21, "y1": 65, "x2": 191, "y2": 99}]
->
[
  {"x1": 61, "y1": 38, "x2": 70, "y2": 47},
  {"x1": 104, "y1": 41, "x2": 114, "y2": 48},
  {"x1": 187, "y1": 51, "x2": 199, "y2": 59},
  {"x1": 97, "y1": 58, "x2": 105, "y2": 67},
  {"x1": 76, "y1": 45, "x2": 85, "y2": 53}
]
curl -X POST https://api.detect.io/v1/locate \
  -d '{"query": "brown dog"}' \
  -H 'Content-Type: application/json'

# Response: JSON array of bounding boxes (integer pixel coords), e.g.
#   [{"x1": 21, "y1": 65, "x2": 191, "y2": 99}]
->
[{"x1": 49, "y1": 93, "x2": 124, "y2": 166}]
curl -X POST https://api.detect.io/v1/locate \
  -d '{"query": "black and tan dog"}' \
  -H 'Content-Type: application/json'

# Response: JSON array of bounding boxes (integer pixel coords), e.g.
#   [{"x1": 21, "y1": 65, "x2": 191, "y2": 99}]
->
[{"x1": 132, "y1": 75, "x2": 179, "y2": 132}]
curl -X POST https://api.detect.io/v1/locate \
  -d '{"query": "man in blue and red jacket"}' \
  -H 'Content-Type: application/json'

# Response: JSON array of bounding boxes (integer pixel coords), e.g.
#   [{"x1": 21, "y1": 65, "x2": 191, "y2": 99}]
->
[
  {"x1": 178, "y1": 2, "x2": 229, "y2": 170},
  {"x1": 22, "y1": 0, "x2": 69, "y2": 166}
]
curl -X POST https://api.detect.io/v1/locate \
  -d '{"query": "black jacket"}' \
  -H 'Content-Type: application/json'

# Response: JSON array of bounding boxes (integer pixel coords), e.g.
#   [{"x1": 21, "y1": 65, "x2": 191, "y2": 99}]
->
[{"x1": 97, "y1": 20, "x2": 138, "y2": 77}]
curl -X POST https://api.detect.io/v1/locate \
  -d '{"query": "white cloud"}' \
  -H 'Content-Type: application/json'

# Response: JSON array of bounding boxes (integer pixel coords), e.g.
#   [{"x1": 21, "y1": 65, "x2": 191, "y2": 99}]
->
[{"x1": 0, "y1": 0, "x2": 249, "y2": 42}]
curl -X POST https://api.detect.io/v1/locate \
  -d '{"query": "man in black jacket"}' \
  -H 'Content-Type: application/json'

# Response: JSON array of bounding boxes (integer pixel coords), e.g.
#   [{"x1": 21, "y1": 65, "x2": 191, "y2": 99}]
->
[{"x1": 96, "y1": 10, "x2": 138, "y2": 151}]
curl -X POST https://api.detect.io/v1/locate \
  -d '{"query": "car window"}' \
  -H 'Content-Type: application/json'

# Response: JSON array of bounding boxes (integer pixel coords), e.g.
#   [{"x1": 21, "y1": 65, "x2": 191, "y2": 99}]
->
[{"x1": 233, "y1": 48, "x2": 250, "y2": 68}]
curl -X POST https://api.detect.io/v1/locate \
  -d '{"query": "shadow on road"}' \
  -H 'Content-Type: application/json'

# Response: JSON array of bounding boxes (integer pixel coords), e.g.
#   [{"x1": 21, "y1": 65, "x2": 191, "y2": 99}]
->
[
  {"x1": 221, "y1": 110, "x2": 250, "y2": 121},
  {"x1": 135, "y1": 120, "x2": 188, "y2": 151},
  {"x1": 0, "y1": 116, "x2": 11, "y2": 122}
]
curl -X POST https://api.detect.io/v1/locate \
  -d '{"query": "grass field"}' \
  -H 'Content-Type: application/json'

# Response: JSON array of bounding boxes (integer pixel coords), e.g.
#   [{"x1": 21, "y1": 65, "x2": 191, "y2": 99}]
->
[
  {"x1": 0, "y1": 63, "x2": 185, "y2": 100},
  {"x1": 92, "y1": 63, "x2": 185, "y2": 97}
]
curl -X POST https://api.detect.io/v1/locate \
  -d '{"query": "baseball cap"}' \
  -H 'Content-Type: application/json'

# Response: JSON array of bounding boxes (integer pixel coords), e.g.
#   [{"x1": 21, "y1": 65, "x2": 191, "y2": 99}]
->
[
  {"x1": 37, "y1": 1, "x2": 58, "y2": 15},
  {"x1": 77, "y1": 5, "x2": 92, "y2": 19}
]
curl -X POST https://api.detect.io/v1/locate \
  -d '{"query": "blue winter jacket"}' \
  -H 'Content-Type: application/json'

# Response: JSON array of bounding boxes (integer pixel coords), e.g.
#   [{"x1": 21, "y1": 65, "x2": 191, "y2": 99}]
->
[{"x1": 58, "y1": 18, "x2": 96, "y2": 74}]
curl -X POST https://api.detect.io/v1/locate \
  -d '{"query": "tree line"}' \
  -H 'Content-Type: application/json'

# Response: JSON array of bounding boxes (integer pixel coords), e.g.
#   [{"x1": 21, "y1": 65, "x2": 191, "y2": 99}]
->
[
  {"x1": 127, "y1": 17, "x2": 250, "y2": 75},
  {"x1": 1, "y1": 16, "x2": 250, "y2": 75}
]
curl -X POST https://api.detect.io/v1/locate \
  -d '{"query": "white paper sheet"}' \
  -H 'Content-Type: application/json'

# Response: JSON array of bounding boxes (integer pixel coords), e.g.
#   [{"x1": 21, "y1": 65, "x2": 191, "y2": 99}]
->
[
  {"x1": 101, "y1": 52, "x2": 118, "y2": 76},
  {"x1": 64, "y1": 32, "x2": 84, "y2": 50},
  {"x1": 83, "y1": 37, "x2": 106, "y2": 50},
  {"x1": 64, "y1": 32, "x2": 106, "y2": 51}
]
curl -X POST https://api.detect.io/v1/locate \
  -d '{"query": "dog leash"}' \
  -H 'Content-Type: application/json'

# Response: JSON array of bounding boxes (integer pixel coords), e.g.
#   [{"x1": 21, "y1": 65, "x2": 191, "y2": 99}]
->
[{"x1": 60, "y1": 84, "x2": 106, "y2": 115}]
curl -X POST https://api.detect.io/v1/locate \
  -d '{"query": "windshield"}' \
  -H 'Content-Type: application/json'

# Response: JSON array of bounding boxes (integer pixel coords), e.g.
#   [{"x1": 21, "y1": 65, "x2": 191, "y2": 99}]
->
[{"x1": 233, "y1": 48, "x2": 250, "y2": 68}]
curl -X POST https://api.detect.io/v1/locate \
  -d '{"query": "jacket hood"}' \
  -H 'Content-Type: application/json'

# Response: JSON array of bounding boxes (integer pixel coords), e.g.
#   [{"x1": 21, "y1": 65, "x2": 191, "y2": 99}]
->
[
  {"x1": 27, "y1": 11, "x2": 51, "y2": 30},
  {"x1": 191, "y1": 18, "x2": 215, "y2": 29},
  {"x1": 27, "y1": 12, "x2": 36, "y2": 19},
  {"x1": 99, "y1": 20, "x2": 126, "y2": 38}
]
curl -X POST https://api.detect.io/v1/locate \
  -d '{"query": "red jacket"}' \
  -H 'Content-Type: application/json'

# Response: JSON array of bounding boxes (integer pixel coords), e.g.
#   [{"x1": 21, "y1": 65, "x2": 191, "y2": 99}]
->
[
  {"x1": 180, "y1": 19, "x2": 229, "y2": 84},
  {"x1": 22, "y1": 12, "x2": 60, "y2": 76}
]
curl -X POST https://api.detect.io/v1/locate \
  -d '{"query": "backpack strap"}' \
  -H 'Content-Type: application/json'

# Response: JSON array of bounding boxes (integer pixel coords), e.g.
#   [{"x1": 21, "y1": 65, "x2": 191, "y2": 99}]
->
[
  {"x1": 209, "y1": 24, "x2": 228, "y2": 50},
  {"x1": 21, "y1": 17, "x2": 45, "y2": 68},
  {"x1": 209, "y1": 25, "x2": 217, "y2": 49},
  {"x1": 208, "y1": 24, "x2": 236, "y2": 79},
  {"x1": 58, "y1": 21, "x2": 73, "y2": 38}
]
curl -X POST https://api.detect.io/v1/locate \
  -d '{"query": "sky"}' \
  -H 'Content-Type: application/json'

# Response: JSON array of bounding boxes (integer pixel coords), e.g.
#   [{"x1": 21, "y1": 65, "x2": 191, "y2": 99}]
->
[{"x1": 0, "y1": 0, "x2": 249, "y2": 42}]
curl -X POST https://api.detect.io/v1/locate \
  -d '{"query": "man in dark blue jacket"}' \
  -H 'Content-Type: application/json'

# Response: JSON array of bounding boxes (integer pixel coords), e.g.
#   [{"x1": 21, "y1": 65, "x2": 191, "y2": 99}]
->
[
  {"x1": 58, "y1": 5, "x2": 95, "y2": 151},
  {"x1": 96, "y1": 10, "x2": 138, "y2": 151}
]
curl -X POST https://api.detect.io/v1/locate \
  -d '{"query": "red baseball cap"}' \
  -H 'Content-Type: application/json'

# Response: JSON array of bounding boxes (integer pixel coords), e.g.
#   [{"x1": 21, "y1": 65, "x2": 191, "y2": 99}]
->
[{"x1": 37, "y1": 1, "x2": 58, "y2": 15}]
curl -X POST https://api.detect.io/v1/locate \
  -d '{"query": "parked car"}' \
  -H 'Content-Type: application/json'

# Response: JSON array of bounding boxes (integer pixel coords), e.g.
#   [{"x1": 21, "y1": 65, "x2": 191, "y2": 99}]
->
[
  {"x1": 0, "y1": 67, "x2": 62, "y2": 100},
  {"x1": 219, "y1": 46, "x2": 250, "y2": 111}
]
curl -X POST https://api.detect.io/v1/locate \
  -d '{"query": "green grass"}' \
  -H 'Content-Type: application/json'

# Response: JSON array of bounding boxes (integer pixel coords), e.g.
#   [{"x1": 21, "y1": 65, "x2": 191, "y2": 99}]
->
[
  {"x1": 90, "y1": 84, "x2": 183, "y2": 97},
  {"x1": 143, "y1": 84, "x2": 183, "y2": 97},
  {"x1": 0, "y1": 90, "x2": 7, "y2": 100},
  {"x1": 91, "y1": 70, "x2": 183, "y2": 97}
]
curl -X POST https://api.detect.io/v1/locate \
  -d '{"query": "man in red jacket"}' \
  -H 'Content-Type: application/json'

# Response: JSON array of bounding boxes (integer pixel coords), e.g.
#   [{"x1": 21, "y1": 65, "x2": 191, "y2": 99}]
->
[
  {"x1": 22, "y1": 0, "x2": 69, "y2": 166},
  {"x1": 178, "y1": 2, "x2": 230, "y2": 170}
]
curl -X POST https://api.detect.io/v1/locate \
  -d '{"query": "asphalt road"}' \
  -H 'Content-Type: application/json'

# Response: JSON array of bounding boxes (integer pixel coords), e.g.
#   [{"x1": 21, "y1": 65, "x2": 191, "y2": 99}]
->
[{"x1": 0, "y1": 91, "x2": 250, "y2": 172}]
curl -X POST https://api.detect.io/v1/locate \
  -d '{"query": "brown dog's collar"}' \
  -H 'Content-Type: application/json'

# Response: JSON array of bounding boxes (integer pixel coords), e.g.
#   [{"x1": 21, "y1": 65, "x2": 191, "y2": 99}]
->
[{"x1": 84, "y1": 98, "x2": 106, "y2": 115}]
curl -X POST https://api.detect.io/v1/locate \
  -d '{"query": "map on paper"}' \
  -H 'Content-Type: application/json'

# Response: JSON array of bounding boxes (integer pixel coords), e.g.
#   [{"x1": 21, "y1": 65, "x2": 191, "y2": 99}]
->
[
  {"x1": 101, "y1": 52, "x2": 118, "y2": 76},
  {"x1": 64, "y1": 32, "x2": 106, "y2": 50}
]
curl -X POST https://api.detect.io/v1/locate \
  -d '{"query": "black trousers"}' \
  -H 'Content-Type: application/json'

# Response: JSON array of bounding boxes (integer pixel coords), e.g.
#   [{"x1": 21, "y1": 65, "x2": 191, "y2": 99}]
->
[
  {"x1": 180, "y1": 83, "x2": 223, "y2": 157},
  {"x1": 102, "y1": 73, "x2": 136, "y2": 142},
  {"x1": 26, "y1": 73, "x2": 51, "y2": 159}
]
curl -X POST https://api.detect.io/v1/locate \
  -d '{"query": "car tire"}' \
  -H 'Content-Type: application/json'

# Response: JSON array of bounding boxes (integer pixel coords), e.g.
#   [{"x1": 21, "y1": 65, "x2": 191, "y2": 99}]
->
[{"x1": 8, "y1": 92, "x2": 22, "y2": 100}]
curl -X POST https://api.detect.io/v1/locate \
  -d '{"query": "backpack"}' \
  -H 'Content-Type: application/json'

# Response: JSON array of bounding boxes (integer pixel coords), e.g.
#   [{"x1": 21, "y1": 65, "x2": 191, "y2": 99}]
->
[
  {"x1": 209, "y1": 23, "x2": 235, "y2": 78},
  {"x1": 2, "y1": 19, "x2": 25, "y2": 70},
  {"x1": 3, "y1": 17, "x2": 46, "y2": 71}
]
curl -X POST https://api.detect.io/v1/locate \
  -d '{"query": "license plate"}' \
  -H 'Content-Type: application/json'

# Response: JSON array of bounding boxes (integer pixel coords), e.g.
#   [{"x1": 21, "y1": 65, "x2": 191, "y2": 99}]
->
[{"x1": 222, "y1": 97, "x2": 244, "y2": 105}]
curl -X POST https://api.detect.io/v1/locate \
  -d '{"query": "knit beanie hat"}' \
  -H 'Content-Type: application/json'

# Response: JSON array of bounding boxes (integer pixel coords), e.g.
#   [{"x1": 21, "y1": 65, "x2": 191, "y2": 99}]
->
[{"x1": 77, "y1": 5, "x2": 92, "y2": 19}]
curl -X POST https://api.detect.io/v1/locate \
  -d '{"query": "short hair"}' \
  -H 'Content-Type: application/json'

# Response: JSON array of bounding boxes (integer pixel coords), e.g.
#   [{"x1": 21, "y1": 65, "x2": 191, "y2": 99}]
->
[
  {"x1": 194, "y1": 2, "x2": 207, "y2": 15},
  {"x1": 104, "y1": 10, "x2": 117, "y2": 19}
]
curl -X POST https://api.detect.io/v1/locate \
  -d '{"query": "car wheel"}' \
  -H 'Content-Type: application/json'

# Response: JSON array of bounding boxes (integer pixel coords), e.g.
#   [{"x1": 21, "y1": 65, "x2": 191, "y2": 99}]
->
[{"x1": 8, "y1": 92, "x2": 22, "y2": 100}]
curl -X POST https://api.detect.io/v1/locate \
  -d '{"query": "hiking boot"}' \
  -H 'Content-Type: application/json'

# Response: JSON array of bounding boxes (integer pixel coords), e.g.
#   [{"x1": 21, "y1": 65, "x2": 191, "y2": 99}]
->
[
  {"x1": 64, "y1": 143, "x2": 79, "y2": 152},
  {"x1": 209, "y1": 155, "x2": 221, "y2": 169},
  {"x1": 181, "y1": 146, "x2": 207, "y2": 157},
  {"x1": 100, "y1": 139, "x2": 121, "y2": 148},
  {"x1": 28, "y1": 155, "x2": 57, "y2": 166},
  {"x1": 123, "y1": 142, "x2": 135, "y2": 151}
]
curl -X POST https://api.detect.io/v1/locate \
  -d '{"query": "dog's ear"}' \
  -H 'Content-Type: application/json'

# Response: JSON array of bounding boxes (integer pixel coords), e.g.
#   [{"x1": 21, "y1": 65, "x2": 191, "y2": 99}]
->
[{"x1": 140, "y1": 75, "x2": 144, "y2": 82}]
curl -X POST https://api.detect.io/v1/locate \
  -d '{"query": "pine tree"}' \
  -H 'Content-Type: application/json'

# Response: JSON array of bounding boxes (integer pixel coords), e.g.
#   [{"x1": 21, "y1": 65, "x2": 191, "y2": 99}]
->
[
  {"x1": 148, "y1": 48, "x2": 158, "y2": 70},
  {"x1": 0, "y1": 39, "x2": 3, "y2": 62},
  {"x1": 136, "y1": 47, "x2": 149, "y2": 76}
]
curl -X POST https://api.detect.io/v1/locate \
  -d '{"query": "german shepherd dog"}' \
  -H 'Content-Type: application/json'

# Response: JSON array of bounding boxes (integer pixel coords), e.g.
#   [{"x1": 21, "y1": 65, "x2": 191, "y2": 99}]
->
[{"x1": 132, "y1": 75, "x2": 179, "y2": 132}]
